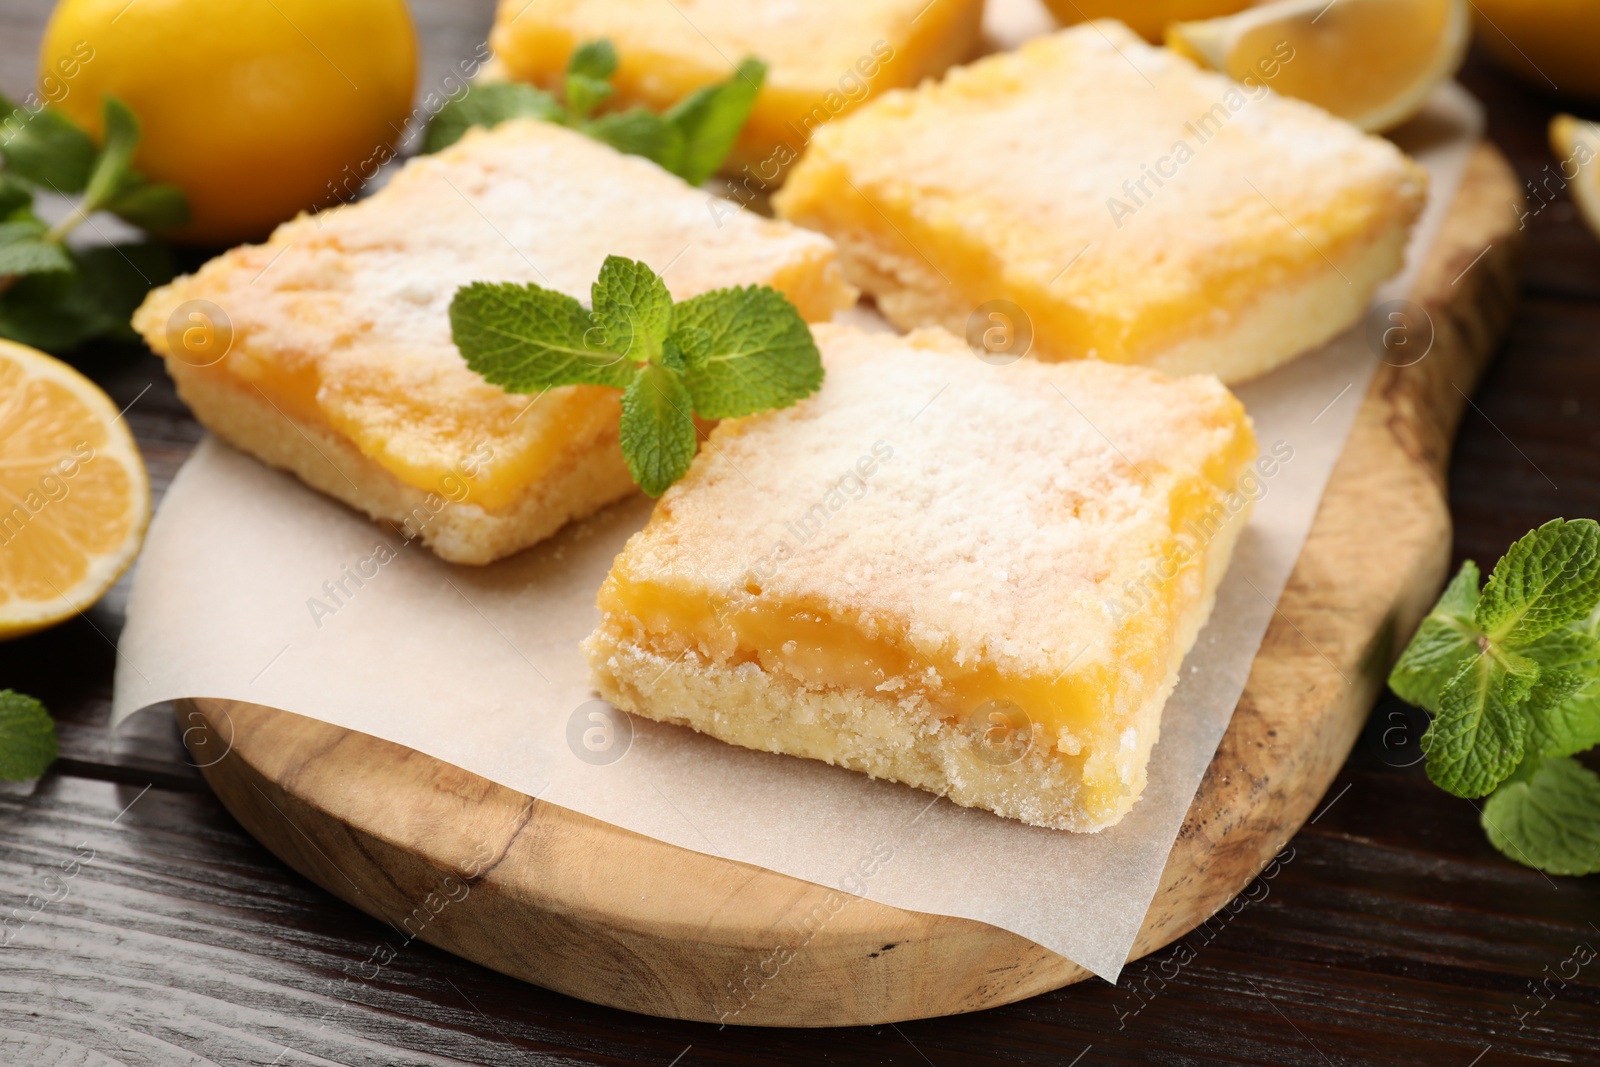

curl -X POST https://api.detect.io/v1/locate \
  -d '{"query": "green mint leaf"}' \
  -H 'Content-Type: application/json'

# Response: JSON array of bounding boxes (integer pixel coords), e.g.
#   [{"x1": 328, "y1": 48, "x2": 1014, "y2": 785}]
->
[
  {"x1": 658, "y1": 332, "x2": 688, "y2": 371},
  {"x1": 81, "y1": 95, "x2": 141, "y2": 215},
  {"x1": 671, "y1": 284, "x2": 823, "y2": 419},
  {"x1": 0, "y1": 690, "x2": 57, "y2": 782},
  {"x1": 0, "y1": 218, "x2": 73, "y2": 276},
  {"x1": 1480, "y1": 756, "x2": 1600, "y2": 876},
  {"x1": 592, "y1": 255, "x2": 672, "y2": 363},
  {"x1": 1423, "y1": 649, "x2": 1538, "y2": 798},
  {"x1": 620, "y1": 363, "x2": 697, "y2": 496},
  {"x1": 1519, "y1": 614, "x2": 1600, "y2": 758},
  {"x1": 581, "y1": 109, "x2": 684, "y2": 171},
  {"x1": 0, "y1": 96, "x2": 96, "y2": 193},
  {"x1": 0, "y1": 173, "x2": 33, "y2": 219},
  {"x1": 567, "y1": 39, "x2": 619, "y2": 82},
  {"x1": 423, "y1": 83, "x2": 565, "y2": 154},
  {"x1": 1520, "y1": 606, "x2": 1600, "y2": 668},
  {"x1": 449, "y1": 280, "x2": 635, "y2": 391},
  {"x1": 104, "y1": 180, "x2": 190, "y2": 232},
  {"x1": 663, "y1": 58, "x2": 766, "y2": 186},
  {"x1": 63, "y1": 242, "x2": 173, "y2": 342},
  {"x1": 0, "y1": 241, "x2": 173, "y2": 353},
  {"x1": 1390, "y1": 560, "x2": 1483, "y2": 713},
  {"x1": 565, "y1": 74, "x2": 615, "y2": 124},
  {"x1": 1523, "y1": 667, "x2": 1600, "y2": 760},
  {"x1": 564, "y1": 42, "x2": 619, "y2": 123},
  {"x1": 1476, "y1": 518, "x2": 1600, "y2": 648}
]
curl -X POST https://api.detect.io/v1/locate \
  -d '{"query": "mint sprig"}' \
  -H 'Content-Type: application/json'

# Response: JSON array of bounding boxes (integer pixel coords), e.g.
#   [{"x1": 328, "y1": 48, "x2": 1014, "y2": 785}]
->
[
  {"x1": 0, "y1": 93, "x2": 185, "y2": 352},
  {"x1": 0, "y1": 690, "x2": 57, "y2": 782},
  {"x1": 424, "y1": 39, "x2": 765, "y2": 186},
  {"x1": 1389, "y1": 518, "x2": 1600, "y2": 875},
  {"x1": 450, "y1": 255, "x2": 821, "y2": 496}
]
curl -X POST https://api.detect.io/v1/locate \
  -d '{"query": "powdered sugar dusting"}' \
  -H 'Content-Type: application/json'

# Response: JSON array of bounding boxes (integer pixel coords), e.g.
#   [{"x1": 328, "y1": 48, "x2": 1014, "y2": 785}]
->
[{"x1": 619, "y1": 323, "x2": 1255, "y2": 676}]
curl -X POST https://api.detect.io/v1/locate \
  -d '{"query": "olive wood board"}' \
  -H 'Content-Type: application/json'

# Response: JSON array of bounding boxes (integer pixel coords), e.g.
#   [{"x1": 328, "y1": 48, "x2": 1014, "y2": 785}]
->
[{"x1": 178, "y1": 141, "x2": 1523, "y2": 1027}]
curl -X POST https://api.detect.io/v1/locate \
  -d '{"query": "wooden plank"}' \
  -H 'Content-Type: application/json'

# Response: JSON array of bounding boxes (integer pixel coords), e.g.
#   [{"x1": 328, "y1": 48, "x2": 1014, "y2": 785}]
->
[{"x1": 1, "y1": 773, "x2": 1594, "y2": 1065}]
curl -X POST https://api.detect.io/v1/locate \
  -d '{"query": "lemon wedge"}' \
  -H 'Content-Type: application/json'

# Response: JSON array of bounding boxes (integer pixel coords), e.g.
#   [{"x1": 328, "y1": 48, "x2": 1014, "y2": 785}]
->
[
  {"x1": 1167, "y1": 0, "x2": 1471, "y2": 133},
  {"x1": 1551, "y1": 114, "x2": 1600, "y2": 240},
  {"x1": 0, "y1": 339, "x2": 150, "y2": 640}
]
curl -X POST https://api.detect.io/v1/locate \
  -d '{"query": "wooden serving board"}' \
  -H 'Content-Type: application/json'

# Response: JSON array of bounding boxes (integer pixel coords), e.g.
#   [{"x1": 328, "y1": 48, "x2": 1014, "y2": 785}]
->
[{"x1": 179, "y1": 141, "x2": 1523, "y2": 1027}]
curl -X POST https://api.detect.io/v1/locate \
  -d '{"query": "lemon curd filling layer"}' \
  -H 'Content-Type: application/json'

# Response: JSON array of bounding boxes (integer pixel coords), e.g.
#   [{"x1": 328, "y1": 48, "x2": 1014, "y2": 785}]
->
[
  {"x1": 585, "y1": 324, "x2": 1259, "y2": 830},
  {"x1": 599, "y1": 422, "x2": 1254, "y2": 744},
  {"x1": 193, "y1": 341, "x2": 627, "y2": 512},
  {"x1": 134, "y1": 120, "x2": 855, "y2": 515}
]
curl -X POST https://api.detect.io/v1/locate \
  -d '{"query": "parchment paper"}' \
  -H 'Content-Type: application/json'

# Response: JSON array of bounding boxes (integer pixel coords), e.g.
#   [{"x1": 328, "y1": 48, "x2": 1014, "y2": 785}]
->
[{"x1": 113, "y1": 85, "x2": 1483, "y2": 983}]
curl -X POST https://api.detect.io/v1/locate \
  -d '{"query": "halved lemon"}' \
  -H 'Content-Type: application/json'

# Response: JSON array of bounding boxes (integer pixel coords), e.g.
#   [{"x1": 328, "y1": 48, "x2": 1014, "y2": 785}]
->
[
  {"x1": 1167, "y1": 0, "x2": 1472, "y2": 133},
  {"x1": 1551, "y1": 114, "x2": 1600, "y2": 241},
  {"x1": 0, "y1": 339, "x2": 150, "y2": 640}
]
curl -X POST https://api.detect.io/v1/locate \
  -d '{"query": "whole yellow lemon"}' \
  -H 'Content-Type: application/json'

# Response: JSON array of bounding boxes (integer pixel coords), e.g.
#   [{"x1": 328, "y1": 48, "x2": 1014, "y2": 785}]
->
[
  {"x1": 1471, "y1": 0, "x2": 1600, "y2": 100},
  {"x1": 1040, "y1": 0, "x2": 1255, "y2": 43},
  {"x1": 39, "y1": 0, "x2": 418, "y2": 245}
]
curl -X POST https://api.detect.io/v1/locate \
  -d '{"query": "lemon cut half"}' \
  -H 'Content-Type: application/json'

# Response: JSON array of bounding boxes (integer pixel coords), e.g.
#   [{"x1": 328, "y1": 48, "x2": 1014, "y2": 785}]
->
[
  {"x1": 0, "y1": 340, "x2": 150, "y2": 640},
  {"x1": 1168, "y1": 0, "x2": 1471, "y2": 133}
]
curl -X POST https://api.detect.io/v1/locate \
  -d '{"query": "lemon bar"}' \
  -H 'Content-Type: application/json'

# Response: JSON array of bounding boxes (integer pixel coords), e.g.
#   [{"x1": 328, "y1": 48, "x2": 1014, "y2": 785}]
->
[
  {"x1": 486, "y1": 0, "x2": 984, "y2": 183},
  {"x1": 773, "y1": 21, "x2": 1429, "y2": 384},
  {"x1": 133, "y1": 120, "x2": 855, "y2": 565},
  {"x1": 583, "y1": 323, "x2": 1260, "y2": 831}
]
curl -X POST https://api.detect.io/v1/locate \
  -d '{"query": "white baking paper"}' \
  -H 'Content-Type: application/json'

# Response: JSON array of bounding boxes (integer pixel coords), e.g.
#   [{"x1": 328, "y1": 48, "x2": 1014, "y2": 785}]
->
[{"x1": 113, "y1": 85, "x2": 1483, "y2": 984}]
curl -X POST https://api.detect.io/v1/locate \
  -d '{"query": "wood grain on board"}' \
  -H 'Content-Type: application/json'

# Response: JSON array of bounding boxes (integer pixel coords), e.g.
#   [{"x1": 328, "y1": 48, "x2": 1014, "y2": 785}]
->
[{"x1": 175, "y1": 142, "x2": 1526, "y2": 1026}]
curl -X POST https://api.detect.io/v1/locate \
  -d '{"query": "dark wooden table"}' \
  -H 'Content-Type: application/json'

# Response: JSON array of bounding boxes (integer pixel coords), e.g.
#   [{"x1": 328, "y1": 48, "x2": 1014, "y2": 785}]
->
[{"x1": 3, "y1": 3, "x2": 1598, "y2": 1064}]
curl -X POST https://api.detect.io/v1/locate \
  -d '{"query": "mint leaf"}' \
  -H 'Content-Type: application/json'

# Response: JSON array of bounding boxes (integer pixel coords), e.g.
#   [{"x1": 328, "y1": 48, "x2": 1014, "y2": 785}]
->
[
  {"x1": 620, "y1": 363, "x2": 697, "y2": 496},
  {"x1": 1520, "y1": 614, "x2": 1600, "y2": 758},
  {"x1": 1523, "y1": 668, "x2": 1600, "y2": 759},
  {"x1": 567, "y1": 39, "x2": 619, "y2": 82},
  {"x1": 81, "y1": 96, "x2": 141, "y2": 214},
  {"x1": 565, "y1": 41, "x2": 619, "y2": 122},
  {"x1": 423, "y1": 83, "x2": 564, "y2": 153},
  {"x1": 104, "y1": 180, "x2": 190, "y2": 232},
  {"x1": 0, "y1": 690, "x2": 57, "y2": 782},
  {"x1": 592, "y1": 255, "x2": 672, "y2": 363},
  {"x1": 1390, "y1": 560, "x2": 1483, "y2": 712},
  {"x1": 0, "y1": 173, "x2": 33, "y2": 218},
  {"x1": 1481, "y1": 756, "x2": 1600, "y2": 876},
  {"x1": 1520, "y1": 610, "x2": 1600, "y2": 668},
  {"x1": 449, "y1": 280, "x2": 635, "y2": 390},
  {"x1": 1476, "y1": 519, "x2": 1600, "y2": 648},
  {"x1": 0, "y1": 242, "x2": 173, "y2": 352},
  {"x1": 0, "y1": 218, "x2": 73, "y2": 276},
  {"x1": 0, "y1": 97, "x2": 96, "y2": 192},
  {"x1": 1423, "y1": 649, "x2": 1539, "y2": 797},
  {"x1": 582, "y1": 109, "x2": 683, "y2": 169},
  {"x1": 664, "y1": 58, "x2": 766, "y2": 186},
  {"x1": 565, "y1": 75, "x2": 615, "y2": 123},
  {"x1": 672, "y1": 285, "x2": 822, "y2": 418}
]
